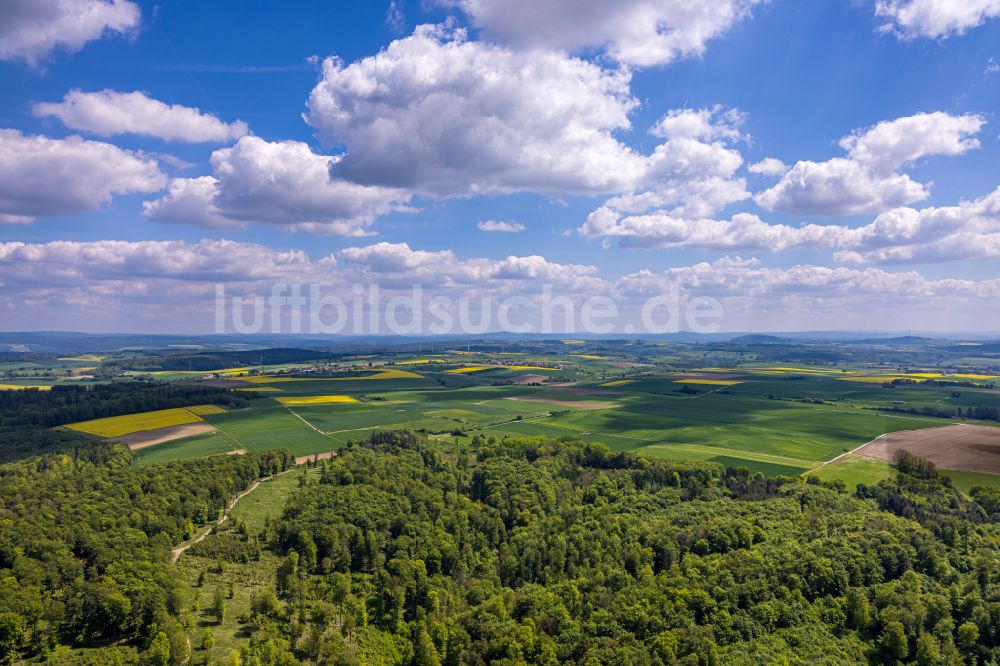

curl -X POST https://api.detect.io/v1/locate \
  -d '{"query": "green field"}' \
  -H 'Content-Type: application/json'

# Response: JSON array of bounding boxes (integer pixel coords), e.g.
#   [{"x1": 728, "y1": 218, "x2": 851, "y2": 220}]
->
[
  {"x1": 134, "y1": 430, "x2": 239, "y2": 464},
  {"x1": 808, "y1": 455, "x2": 895, "y2": 488},
  {"x1": 812, "y1": 454, "x2": 1000, "y2": 493},
  {"x1": 202, "y1": 402, "x2": 337, "y2": 456}
]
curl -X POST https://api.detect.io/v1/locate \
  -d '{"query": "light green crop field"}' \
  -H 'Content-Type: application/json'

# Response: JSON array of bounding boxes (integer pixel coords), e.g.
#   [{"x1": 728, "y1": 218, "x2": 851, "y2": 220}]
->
[
  {"x1": 133, "y1": 430, "x2": 239, "y2": 464},
  {"x1": 808, "y1": 455, "x2": 895, "y2": 488},
  {"x1": 941, "y1": 469, "x2": 1000, "y2": 493},
  {"x1": 197, "y1": 401, "x2": 336, "y2": 456}
]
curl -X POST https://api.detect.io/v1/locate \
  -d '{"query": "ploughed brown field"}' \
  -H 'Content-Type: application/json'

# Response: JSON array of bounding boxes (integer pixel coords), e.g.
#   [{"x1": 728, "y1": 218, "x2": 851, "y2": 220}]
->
[
  {"x1": 109, "y1": 423, "x2": 215, "y2": 450},
  {"x1": 508, "y1": 374, "x2": 548, "y2": 385},
  {"x1": 857, "y1": 424, "x2": 1000, "y2": 474}
]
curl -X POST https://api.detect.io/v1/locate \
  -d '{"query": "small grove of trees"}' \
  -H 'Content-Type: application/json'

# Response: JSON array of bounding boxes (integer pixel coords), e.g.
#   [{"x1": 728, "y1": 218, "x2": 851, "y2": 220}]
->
[{"x1": 893, "y1": 448, "x2": 937, "y2": 479}]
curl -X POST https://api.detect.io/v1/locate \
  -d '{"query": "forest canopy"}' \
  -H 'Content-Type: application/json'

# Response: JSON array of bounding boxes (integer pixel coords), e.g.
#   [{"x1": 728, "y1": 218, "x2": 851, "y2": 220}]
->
[{"x1": 2, "y1": 429, "x2": 1000, "y2": 664}]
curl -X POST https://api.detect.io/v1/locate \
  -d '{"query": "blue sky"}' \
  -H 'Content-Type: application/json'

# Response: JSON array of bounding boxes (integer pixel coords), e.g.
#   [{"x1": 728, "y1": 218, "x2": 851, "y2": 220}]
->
[{"x1": 1, "y1": 0, "x2": 1000, "y2": 333}]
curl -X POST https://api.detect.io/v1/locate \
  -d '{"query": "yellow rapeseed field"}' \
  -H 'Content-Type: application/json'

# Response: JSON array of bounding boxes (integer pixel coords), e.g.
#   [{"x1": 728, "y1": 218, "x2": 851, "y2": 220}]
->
[
  {"x1": 443, "y1": 366, "x2": 491, "y2": 374},
  {"x1": 0, "y1": 384, "x2": 52, "y2": 391},
  {"x1": 599, "y1": 379, "x2": 635, "y2": 387},
  {"x1": 186, "y1": 404, "x2": 227, "y2": 415},
  {"x1": 277, "y1": 395, "x2": 359, "y2": 405},
  {"x1": 65, "y1": 406, "x2": 221, "y2": 438},
  {"x1": 57, "y1": 354, "x2": 106, "y2": 362}
]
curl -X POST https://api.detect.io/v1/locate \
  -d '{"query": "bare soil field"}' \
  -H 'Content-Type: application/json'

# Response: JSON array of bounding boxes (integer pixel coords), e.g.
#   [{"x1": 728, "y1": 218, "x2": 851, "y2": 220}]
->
[
  {"x1": 509, "y1": 374, "x2": 548, "y2": 385},
  {"x1": 110, "y1": 423, "x2": 216, "y2": 450},
  {"x1": 856, "y1": 424, "x2": 1000, "y2": 474}
]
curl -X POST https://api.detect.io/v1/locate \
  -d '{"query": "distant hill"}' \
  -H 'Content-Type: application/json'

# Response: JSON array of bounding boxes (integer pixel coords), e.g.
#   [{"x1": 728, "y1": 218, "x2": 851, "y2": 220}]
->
[
  {"x1": 846, "y1": 335, "x2": 937, "y2": 346},
  {"x1": 729, "y1": 334, "x2": 791, "y2": 345}
]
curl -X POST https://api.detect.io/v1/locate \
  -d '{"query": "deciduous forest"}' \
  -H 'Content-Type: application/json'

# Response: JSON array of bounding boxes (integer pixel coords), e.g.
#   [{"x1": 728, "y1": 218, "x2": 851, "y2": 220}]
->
[{"x1": 4, "y1": 429, "x2": 1000, "y2": 664}]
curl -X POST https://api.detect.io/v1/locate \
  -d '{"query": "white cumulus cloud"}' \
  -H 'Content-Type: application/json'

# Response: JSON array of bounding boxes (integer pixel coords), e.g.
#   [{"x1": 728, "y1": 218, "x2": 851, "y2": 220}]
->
[
  {"x1": 143, "y1": 136, "x2": 412, "y2": 235},
  {"x1": 34, "y1": 89, "x2": 249, "y2": 143},
  {"x1": 305, "y1": 25, "x2": 646, "y2": 197},
  {"x1": 0, "y1": 129, "x2": 165, "y2": 223},
  {"x1": 444, "y1": 0, "x2": 764, "y2": 67},
  {"x1": 755, "y1": 112, "x2": 984, "y2": 216},
  {"x1": 0, "y1": 0, "x2": 140, "y2": 66},
  {"x1": 477, "y1": 220, "x2": 525, "y2": 232},
  {"x1": 584, "y1": 106, "x2": 750, "y2": 225},
  {"x1": 748, "y1": 158, "x2": 788, "y2": 176},
  {"x1": 876, "y1": 0, "x2": 1000, "y2": 39}
]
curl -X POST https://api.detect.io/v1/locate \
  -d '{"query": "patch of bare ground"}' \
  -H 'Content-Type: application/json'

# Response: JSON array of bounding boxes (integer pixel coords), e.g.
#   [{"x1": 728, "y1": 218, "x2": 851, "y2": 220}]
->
[
  {"x1": 856, "y1": 424, "x2": 1000, "y2": 475},
  {"x1": 109, "y1": 423, "x2": 216, "y2": 450},
  {"x1": 295, "y1": 451, "x2": 337, "y2": 465},
  {"x1": 508, "y1": 374, "x2": 547, "y2": 385}
]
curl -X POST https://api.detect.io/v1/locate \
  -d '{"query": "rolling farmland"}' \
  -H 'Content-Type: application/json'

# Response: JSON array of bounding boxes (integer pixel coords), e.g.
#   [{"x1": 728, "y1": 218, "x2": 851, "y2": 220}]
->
[{"x1": 74, "y1": 347, "x2": 997, "y2": 488}]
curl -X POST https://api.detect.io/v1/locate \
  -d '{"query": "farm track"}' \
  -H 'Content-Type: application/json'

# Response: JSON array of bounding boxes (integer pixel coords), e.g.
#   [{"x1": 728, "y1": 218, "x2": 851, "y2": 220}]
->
[
  {"x1": 279, "y1": 403, "x2": 335, "y2": 437},
  {"x1": 170, "y1": 469, "x2": 293, "y2": 564},
  {"x1": 806, "y1": 433, "x2": 888, "y2": 476}
]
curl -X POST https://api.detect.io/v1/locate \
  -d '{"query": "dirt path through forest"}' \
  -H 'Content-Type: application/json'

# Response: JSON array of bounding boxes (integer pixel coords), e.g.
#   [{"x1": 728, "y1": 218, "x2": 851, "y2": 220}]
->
[{"x1": 170, "y1": 469, "x2": 292, "y2": 564}]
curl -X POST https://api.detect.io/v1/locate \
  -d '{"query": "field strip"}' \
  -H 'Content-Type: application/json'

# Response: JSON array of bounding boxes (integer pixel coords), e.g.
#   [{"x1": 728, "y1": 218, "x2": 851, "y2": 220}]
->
[
  {"x1": 171, "y1": 468, "x2": 294, "y2": 564},
  {"x1": 642, "y1": 442, "x2": 817, "y2": 468}
]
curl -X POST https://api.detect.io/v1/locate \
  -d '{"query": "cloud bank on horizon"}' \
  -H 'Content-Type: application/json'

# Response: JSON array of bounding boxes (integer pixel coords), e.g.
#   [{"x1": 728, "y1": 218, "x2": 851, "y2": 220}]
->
[{"x1": 1, "y1": 0, "x2": 1000, "y2": 332}]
